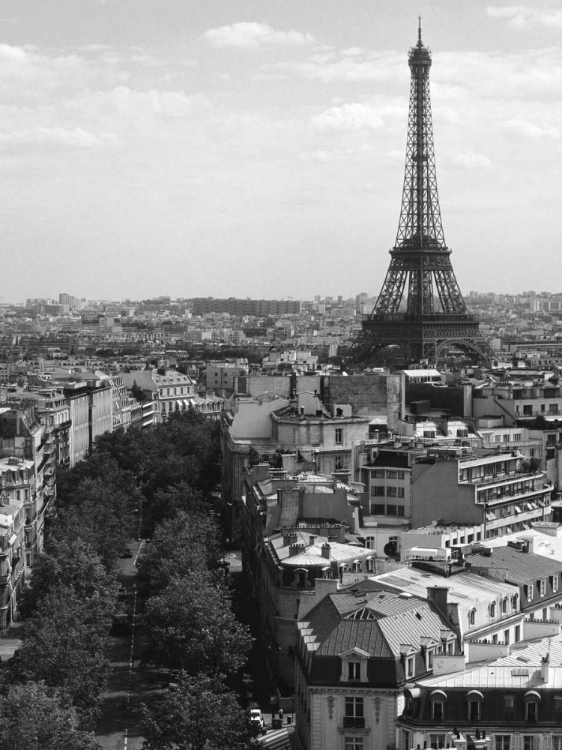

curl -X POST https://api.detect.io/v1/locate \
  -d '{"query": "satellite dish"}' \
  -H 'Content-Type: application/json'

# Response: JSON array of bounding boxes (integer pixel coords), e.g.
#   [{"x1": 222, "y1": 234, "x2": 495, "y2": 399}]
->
[{"x1": 384, "y1": 541, "x2": 398, "y2": 558}]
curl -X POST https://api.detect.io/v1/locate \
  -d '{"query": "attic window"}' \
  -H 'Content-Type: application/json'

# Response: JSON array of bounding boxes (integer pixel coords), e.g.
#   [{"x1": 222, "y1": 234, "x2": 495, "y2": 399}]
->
[{"x1": 415, "y1": 612, "x2": 422, "y2": 620}]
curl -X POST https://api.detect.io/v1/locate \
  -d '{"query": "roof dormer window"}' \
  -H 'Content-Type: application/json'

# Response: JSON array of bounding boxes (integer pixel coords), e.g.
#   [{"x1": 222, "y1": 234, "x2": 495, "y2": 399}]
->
[{"x1": 339, "y1": 647, "x2": 369, "y2": 684}]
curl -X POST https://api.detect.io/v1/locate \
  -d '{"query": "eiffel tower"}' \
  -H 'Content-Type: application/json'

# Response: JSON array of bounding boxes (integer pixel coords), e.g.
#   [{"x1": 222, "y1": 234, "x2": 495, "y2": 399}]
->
[{"x1": 354, "y1": 23, "x2": 492, "y2": 365}]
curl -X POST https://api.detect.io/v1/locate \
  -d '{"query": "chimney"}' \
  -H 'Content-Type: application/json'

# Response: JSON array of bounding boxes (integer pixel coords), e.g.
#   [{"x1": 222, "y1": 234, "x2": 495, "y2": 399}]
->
[
  {"x1": 541, "y1": 654, "x2": 550, "y2": 683},
  {"x1": 427, "y1": 586, "x2": 449, "y2": 617},
  {"x1": 289, "y1": 542, "x2": 304, "y2": 557},
  {"x1": 321, "y1": 543, "x2": 331, "y2": 559},
  {"x1": 283, "y1": 531, "x2": 295, "y2": 547}
]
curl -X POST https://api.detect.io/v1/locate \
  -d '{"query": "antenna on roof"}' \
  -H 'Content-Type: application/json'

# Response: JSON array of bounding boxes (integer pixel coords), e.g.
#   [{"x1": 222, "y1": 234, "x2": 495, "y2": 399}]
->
[{"x1": 418, "y1": 16, "x2": 422, "y2": 46}]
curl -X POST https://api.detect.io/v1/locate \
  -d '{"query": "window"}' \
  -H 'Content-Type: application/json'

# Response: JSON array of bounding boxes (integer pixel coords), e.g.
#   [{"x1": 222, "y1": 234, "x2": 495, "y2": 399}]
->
[
  {"x1": 490, "y1": 601, "x2": 497, "y2": 619},
  {"x1": 406, "y1": 656, "x2": 414, "y2": 678},
  {"x1": 371, "y1": 486, "x2": 384, "y2": 496},
  {"x1": 335, "y1": 456, "x2": 344, "y2": 471},
  {"x1": 372, "y1": 504, "x2": 385, "y2": 515},
  {"x1": 348, "y1": 661, "x2": 360, "y2": 681},
  {"x1": 512, "y1": 594, "x2": 519, "y2": 611},
  {"x1": 387, "y1": 470, "x2": 397, "y2": 479},
  {"x1": 430, "y1": 736, "x2": 446, "y2": 749},
  {"x1": 468, "y1": 701, "x2": 480, "y2": 721},
  {"x1": 554, "y1": 696, "x2": 562, "y2": 718},
  {"x1": 431, "y1": 700, "x2": 444, "y2": 721},
  {"x1": 345, "y1": 740, "x2": 364, "y2": 750},
  {"x1": 373, "y1": 470, "x2": 385, "y2": 478},
  {"x1": 386, "y1": 504, "x2": 397, "y2": 516},
  {"x1": 335, "y1": 428, "x2": 343, "y2": 445},
  {"x1": 515, "y1": 625, "x2": 520, "y2": 642},
  {"x1": 496, "y1": 738, "x2": 511, "y2": 750},
  {"x1": 526, "y1": 584, "x2": 534, "y2": 601},
  {"x1": 387, "y1": 486, "x2": 397, "y2": 497},
  {"x1": 504, "y1": 629, "x2": 510, "y2": 645},
  {"x1": 344, "y1": 697, "x2": 364, "y2": 728},
  {"x1": 523, "y1": 737, "x2": 538, "y2": 750},
  {"x1": 553, "y1": 738, "x2": 562, "y2": 750},
  {"x1": 398, "y1": 487, "x2": 405, "y2": 498},
  {"x1": 397, "y1": 505, "x2": 405, "y2": 517},
  {"x1": 553, "y1": 576, "x2": 559, "y2": 594},
  {"x1": 425, "y1": 648, "x2": 434, "y2": 670},
  {"x1": 539, "y1": 579, "x2": 546, "y2": 597},
  {"x1": 397, "y1": 471, "x2": 405, "y2": 480},
  {"x1": 523, "y1": 405, "x2": 532, "y2": 416},
  {"x1": 525, "y1": 700, "x2": 538, "y2": 722},
  {"x1": 468, "y1": 608, "x2": 476, "y2": 626}
]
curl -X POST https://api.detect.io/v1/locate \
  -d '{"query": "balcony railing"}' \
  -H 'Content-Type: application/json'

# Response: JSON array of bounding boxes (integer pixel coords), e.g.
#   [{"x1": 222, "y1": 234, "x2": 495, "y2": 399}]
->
[{"x1": 343, "y1": 717, "x2": 365, "y2": 729}]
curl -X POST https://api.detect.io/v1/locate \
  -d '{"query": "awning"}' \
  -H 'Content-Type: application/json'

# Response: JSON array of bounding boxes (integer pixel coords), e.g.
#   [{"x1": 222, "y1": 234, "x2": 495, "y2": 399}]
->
[
  {"x1": 466, "y1": 690, "x2": 484, "y2": 700},
  {"x1": 430, "y1": 689, "x2": 448, "y2": 700}
]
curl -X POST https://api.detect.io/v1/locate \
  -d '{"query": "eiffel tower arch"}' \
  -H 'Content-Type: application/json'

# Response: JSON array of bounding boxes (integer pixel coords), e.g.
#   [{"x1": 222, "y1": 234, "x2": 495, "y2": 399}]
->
[{"x1": 353, "y1": 23, "x2": 493, "y2": 366}]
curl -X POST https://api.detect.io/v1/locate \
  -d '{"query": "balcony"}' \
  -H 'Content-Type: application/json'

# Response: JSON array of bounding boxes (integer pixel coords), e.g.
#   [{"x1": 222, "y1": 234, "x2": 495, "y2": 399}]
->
[{"x1": 343, "y1": 717, "x2": 366, "y2": 729}]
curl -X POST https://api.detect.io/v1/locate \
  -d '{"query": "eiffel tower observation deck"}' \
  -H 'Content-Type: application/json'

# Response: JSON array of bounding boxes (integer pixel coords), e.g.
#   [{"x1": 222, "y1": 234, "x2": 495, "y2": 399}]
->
[{"x1": 355, "y1": 23, "x2": 492, "y2": 366}]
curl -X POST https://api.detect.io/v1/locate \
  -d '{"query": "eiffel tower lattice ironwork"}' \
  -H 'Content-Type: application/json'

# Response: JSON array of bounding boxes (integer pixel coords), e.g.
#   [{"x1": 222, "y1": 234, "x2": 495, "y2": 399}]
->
[{"x1": 354, "y1": 23, "x2": 492, "y2": 365}]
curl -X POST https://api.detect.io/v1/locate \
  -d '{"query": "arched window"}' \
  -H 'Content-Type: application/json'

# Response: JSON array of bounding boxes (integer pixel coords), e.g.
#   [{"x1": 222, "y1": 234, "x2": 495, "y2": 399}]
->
[
  {"x1": 366, "y1": 556, "x2": 376, "y2": 573},
  {"x1": 501, "y1": 597, "x2": 508, "y2": 614},
  {"x1": 468, "y1": 608, "x2": 476, "y2": 626},
  {"x1": 322, "y1": 567, "x2": 333, "y2": 579},
  {"x1": 489, "y1": 601, "x2": 497, "y2": 619},
  {"x1": 512, "y1": 593, "x2": 519, "y2": 611},
  {"x1": 524, "y1": 691, "x2": 541, "y2": 722},
  {"x1": 352, "y1": 560, "x2": 362, "y2": 573},
  {"x1": 430, "y1": 690, "x2": 447, "y2": 722},
  {"x1": 466, "y1": 690, "x2": 484, "y2": 721},
  {"x1": 294, "y1": 569, "x2": 308, "y2": 587}
]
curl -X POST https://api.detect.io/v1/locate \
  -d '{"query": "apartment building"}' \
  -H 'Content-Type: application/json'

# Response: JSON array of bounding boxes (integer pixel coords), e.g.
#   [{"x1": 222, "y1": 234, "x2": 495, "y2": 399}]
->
[{"x1": 410, "y1": 446, "x2": 553, "y2": 538}]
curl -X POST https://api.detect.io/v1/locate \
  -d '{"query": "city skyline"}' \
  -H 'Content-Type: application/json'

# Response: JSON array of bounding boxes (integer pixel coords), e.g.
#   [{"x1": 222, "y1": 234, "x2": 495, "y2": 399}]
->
[{"x1": 1, "y1": 1, "x2": 562, "y2": 301}]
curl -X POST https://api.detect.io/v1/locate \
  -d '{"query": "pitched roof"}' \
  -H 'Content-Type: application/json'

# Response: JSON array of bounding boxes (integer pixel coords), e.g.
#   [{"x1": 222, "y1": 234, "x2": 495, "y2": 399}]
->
[
  {"x1": 304, "y1": 589, "x2": 452, "y2": 659},
  {"x1": 467, "y1": 545, "x2": 562, "y2": 582}
]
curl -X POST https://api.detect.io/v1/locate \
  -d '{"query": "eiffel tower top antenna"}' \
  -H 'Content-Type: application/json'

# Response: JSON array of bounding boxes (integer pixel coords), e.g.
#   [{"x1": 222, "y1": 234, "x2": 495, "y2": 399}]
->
[{"x1": 418, "y1": 16, "x2": 422, "y2": 45}]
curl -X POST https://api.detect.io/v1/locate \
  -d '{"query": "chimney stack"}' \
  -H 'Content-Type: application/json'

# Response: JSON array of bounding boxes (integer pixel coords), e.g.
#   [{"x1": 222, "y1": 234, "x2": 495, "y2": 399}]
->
[
  {"x1": 427, "y1": 585, "x2": 449, "y2": 617},
  {"x1": 321, "y1": 543, "x2": 331, "y2": 559},
  {"x1": 541, "y1": 654, "x2": 550, "y2": 683}
]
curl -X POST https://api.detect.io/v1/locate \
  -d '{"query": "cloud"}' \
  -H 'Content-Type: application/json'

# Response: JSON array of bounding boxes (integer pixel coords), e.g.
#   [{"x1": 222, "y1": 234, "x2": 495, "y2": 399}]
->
[
  {"x1": 203, "y1": 22, "x2": 315, "y2": 50},
  {"x1": 502, "y1": 118, "x2": 559, "y2": 138},
  {"x1": 312, "y1": 102, "x2": 403, "y2": 132},
  {"x1": 0, "y1": 127, "x2": 120, "y2": 148},
  {"x1": 274, "y1": 51, "x2": 404, "y2": 84},
  {"x1": 299, "y1": 148, "x2": 352, "y2": 163},
  {"x1": 447, "y1": 151, "x2": 492, "y2": 169},
  {"x1": 486, "y1": 5, "x2": 562, "y2": 29}
]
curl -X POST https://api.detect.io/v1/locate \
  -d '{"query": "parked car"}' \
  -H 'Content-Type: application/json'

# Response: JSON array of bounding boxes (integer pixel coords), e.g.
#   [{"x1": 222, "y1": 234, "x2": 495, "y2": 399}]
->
[
  {"x1": 249, "y1": 708, "x2": 266, "y2": 735},
  {"x1": 112, "y1": 613, "x2": 129, "y2": 635}
]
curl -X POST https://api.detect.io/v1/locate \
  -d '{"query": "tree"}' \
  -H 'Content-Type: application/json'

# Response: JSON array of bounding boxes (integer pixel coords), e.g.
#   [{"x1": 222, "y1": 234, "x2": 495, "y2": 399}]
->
[
  {"x1": 142, "y1": 571, "x2": 252, "y2": 675},
  {"x1": 136, "y1": 508, "x2": 220, "y2": 591},
  {"x1": 10, "y1": 588, "x2": 111, "y2": 727},
  {"x1": 0, "y1": 682, "x2": 101, "y2": 750},
  {"x1": 131, "y1": 380, "x2": 147, "y2": 402},
  {"x1": 19, "y1": 539, "x2": 118, "y2": 619},
  {"x1": 141, "y1": 672, "x2": 254, "y2": 750},
  {"x1": 54, "y1": 478, "x2": 135, "y2": 570}
]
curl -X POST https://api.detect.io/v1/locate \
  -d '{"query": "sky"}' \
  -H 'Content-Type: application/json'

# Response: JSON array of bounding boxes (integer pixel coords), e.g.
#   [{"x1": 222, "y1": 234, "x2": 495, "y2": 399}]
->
[{"x1": 1, "y1": 0, "x2": 562, "y2": 302}]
